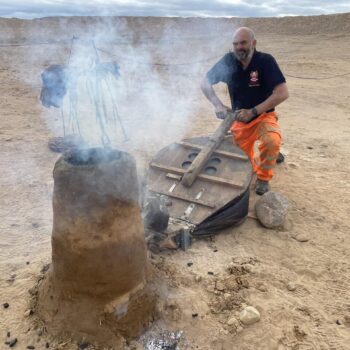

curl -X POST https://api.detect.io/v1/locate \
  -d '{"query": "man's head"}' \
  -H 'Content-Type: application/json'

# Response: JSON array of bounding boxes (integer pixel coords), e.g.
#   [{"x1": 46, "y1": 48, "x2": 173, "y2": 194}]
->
[{"x1": 232, "y1": 27, "x2": 256, "y2": 62}]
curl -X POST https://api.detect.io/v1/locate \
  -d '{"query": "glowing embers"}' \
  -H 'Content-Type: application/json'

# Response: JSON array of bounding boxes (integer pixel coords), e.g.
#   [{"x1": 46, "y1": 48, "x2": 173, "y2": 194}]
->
[{"x1": 181, "y1": 152, "x2": 222, "y2": 175}]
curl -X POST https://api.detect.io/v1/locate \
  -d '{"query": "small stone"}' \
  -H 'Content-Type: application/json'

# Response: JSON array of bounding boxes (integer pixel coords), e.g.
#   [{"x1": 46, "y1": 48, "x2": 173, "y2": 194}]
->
[
  {"x1": 26, "y1": 262, "x2": 30, "y2": 265},
  {"x1": 165, "y1": 299, "x2": 177, "y2": 309},
  {"x1": 287, "y1": 282, "x2": 297, "y2": 291},
  {"x1": 255, "y1": 192, "x2": 289, "y2": 228},
  {"x1": 7, "y1": 274, "x2": 16, "y2": 283},
  {"x1": 192, "y1": 313, "x2": 198, "y2": 318},
  {"x1": 207, "y1": 271, "x2": 214, "y2": 275},
  {"x1": 206, "y1": 283, "x2": 215, "y2": 293},
  {"x1": 219, "y1": 328, "x2": 229, "y2": 335},
  {"x1": 3, "y1": 302, "x2": 9, "y2": 309},
  {"x1": 227, "y1": 317, "x2": 238, "y2": 326},
  {"x1": 159, "y1": 237, "x2": 177, "y2": 250},
  {"x1": 78, "y1": 342, "x2": 89, "y2": 349},
  {"x1": 292, "y1": 234, "x2": 309, "y2": 242},
  {"x1": 187, "y1": 262, "x2": 193, "y2": 267},
  {"x1": 336, "y1": 320, "x2": 341, "y2": 325},
  {"x1": 239, "y1": 306, "x2": 261, "y2": 325},
  {"x1": 294, "y1": 325, "x2": 307, "y2": 339},
  {"x1": 257, "y1": 284, "x2": 267, "y2": 292},
  {"x1": 227, "y1": 262, "x2": 235, "y2": 271},
  {"x1": 9, "y1": 338, "x2": 18, "y2": 347},
  {"x1": 7, "y1": 332, "x2": 11, "y2": 337},
  {"x1": 223, "y1": 293, "x2": 231, "y2": 300},
  {"x1": 24, "y1": 309, "x2": 33, "y2": 317},
  {"x1": 236, "y1": 326, "x2": 244, "y2": 333},
  {"x1": 243, "y1": 264, "x2": 253, "y2": 273},
  {"x1": 28, "y1": 287, "x2": 38, "y2": 296},
  {"x1": 194, "y1": 275, "x2": 202, "y2": 282},
  {"x1": 288, "y1": 162, "x2": 299, "y2": 169},
  {"x1": 27, "y1": 346, "x2": 35, "y2": 349},
  {"x1": 215, "y1": 281, "x2": 225, "y2": 292},
  {"x1": 45, "y1": 343, "x2": 50, "y2": 348}
]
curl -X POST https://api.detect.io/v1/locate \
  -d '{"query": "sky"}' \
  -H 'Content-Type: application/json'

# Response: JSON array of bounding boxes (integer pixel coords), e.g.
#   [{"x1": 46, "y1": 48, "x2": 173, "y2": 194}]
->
[{"x1": 0, "y1": 0, "x2": 349, "y2": 19}]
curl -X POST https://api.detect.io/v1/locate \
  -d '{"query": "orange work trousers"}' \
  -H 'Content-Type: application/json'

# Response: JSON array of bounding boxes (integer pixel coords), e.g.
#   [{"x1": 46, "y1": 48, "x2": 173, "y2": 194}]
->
[{"x1": 230, "y1": 112, "x2": 281, "y2": 181}]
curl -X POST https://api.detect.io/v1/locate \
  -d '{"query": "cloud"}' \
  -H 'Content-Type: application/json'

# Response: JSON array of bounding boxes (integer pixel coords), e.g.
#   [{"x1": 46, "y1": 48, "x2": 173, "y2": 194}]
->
[{"x1": 0, "y1": 0, "x2": 349, "y2": 18}]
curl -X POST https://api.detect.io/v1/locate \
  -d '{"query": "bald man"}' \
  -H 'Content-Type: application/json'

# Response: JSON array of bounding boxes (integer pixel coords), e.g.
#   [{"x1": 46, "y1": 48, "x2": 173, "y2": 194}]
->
[{"x1": 201, "y1": 27, "x2": 289, "y2": 195}]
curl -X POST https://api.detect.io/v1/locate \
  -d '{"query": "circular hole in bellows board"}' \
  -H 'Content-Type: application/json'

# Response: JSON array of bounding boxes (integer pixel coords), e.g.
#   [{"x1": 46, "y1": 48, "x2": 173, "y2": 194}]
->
[
  {"x1": 208, "y1": 157, "x2": 221, "y2": 166},
  {"x1": 204, "y1": 166, "x2": 217, "y2": 175},
  {"x1": 182, "y1": 161, "x2": 192, "y2": 169},
  {"x1": 188, "y1": 152, "x2": 198, "y2": 160}
]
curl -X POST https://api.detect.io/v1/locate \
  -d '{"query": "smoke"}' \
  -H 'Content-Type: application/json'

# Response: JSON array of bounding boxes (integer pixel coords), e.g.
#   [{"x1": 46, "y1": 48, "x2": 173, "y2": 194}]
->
[
  {"x1": 0, "y1": 15, "x2": 236, "y2": 180},
  {"x1": 30, "y1": 17, "x2": 234, "y2": 159}
]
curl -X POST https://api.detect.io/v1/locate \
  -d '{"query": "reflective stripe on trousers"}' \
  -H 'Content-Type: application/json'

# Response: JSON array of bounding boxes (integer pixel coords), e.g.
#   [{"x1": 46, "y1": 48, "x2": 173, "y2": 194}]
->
[{"x1": 231, "y1": 112, "x2": 282, "y2": 181}]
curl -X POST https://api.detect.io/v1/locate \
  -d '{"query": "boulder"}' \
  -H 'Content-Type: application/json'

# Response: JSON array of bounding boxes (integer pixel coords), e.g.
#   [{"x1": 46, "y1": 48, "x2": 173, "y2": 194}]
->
[{"x1": 255, "y1": 191, "x2": 289, "y2": 228}]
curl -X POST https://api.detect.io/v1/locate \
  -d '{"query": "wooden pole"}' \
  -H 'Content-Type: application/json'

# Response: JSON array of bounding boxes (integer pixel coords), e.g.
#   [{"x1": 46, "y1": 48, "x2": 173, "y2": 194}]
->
[{"x1": 181, "y1": 111, "x2": 237, "y2": 187}]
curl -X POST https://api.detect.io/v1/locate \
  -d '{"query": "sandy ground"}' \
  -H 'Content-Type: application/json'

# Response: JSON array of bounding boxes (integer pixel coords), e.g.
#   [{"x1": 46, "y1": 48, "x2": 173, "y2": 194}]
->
[{"x1": 0, "y1": 14, "x2": 350, "y2": 350}]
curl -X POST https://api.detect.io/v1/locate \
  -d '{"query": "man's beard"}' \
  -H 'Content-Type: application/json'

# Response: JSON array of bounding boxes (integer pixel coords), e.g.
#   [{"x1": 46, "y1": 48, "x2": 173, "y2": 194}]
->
[{"x1": 234, "y1": 47, "x2": 254, "y2": 61}]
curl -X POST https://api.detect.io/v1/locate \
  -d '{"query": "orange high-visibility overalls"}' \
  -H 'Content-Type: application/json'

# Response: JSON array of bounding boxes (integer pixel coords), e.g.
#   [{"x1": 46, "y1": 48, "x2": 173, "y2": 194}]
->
[{"x1": 231, "y1": 111, "x2": 281, "y2": 181}]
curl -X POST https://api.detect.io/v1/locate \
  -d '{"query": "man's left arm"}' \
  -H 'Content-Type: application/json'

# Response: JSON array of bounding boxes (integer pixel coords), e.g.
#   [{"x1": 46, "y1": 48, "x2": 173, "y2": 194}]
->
[{"x1": 236, "y1": 82, "x2": 289, "y2": 122}]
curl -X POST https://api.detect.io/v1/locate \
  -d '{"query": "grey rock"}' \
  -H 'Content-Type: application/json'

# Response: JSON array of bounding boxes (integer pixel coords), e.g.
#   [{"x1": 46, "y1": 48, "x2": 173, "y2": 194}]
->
[
  {"x1": 287, "y1": 282, "x2": 297, "y2": 291},
  {"x1": 255, "y1": 191, "x2": 289, "y2": 228},
  {"x1": 239, "y1": 306, "x2": 261, "y2": 325}
]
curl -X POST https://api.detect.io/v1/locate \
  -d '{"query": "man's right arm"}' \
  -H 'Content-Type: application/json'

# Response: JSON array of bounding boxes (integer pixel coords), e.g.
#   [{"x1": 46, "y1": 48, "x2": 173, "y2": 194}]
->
[{"x1": 200, "y1": 77, "x2": 232, "y2": 118}]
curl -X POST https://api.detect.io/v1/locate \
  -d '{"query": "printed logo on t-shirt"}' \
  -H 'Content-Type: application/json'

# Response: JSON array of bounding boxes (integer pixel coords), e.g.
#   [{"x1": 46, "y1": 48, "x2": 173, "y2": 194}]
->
[{"x1": 249, "y1": 70, "x2": 260, "y2": 87}]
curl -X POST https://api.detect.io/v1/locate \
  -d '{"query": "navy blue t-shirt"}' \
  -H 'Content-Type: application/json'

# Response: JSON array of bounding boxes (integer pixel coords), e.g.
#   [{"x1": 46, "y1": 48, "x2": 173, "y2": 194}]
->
[{"x1": 207, "y1": 50, "x2": 286, "y2": 118}]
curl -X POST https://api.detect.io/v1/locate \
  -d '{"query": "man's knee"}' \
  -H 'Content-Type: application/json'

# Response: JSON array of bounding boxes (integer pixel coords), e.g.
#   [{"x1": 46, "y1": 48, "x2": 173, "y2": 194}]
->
[{"x1": 261, "y1": 132, "x2": 281, "y2": 150}]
